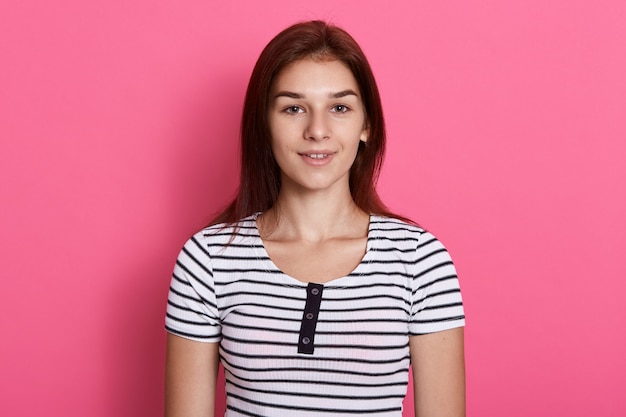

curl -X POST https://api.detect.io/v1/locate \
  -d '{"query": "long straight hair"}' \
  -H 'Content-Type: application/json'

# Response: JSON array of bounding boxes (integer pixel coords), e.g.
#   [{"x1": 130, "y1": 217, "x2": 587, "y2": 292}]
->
[{"x1": 211, "y1": 20, "x2": 409, "y2": 226}]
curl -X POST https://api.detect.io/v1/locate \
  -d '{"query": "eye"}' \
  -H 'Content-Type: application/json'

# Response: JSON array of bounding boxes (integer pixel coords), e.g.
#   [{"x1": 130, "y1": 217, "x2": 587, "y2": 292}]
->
[
  {"x1": 284, "y1": 106, "x2": 303, "y2": 114},
  {"x1": 332, "y1": 104, "x2": 350, "y2": 113}
]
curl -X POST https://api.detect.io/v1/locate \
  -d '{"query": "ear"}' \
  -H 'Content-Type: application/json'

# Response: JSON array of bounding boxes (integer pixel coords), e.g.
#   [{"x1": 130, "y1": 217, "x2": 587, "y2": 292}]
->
[{"x1": 360, "y1": 123, "x2": 369, "y2": 143}]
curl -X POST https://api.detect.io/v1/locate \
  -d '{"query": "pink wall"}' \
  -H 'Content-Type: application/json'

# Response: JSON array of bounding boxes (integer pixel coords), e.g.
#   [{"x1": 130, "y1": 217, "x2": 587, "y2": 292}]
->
[{"x1": 1, "y1": 1, "x2": 625, "y2": 416}]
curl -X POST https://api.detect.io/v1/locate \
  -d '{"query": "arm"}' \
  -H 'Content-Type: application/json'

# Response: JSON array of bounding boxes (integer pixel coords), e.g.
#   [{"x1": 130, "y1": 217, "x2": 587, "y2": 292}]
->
[
  {"x1": 410, "y1": 327, "x2": 465, "y2": 417},
  {"x1": 165, "y1": 333, "x2": 220, "y2": 417}
]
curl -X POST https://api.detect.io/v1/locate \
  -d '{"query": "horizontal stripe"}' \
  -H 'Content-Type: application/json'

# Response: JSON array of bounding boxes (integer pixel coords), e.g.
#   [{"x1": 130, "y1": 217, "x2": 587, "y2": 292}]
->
[
  {"x1": 227, "y1": 392, "x2": 401, "y2": 414},
  {"x1": 165, "y1": 214, "x2": 464, "y2": 416},
  {"x1": 220, "y1": 345, "x2": 410, "y2": 365},
  {"x1": 226, "y1": 378, "x2": 407, "y2": 400}
]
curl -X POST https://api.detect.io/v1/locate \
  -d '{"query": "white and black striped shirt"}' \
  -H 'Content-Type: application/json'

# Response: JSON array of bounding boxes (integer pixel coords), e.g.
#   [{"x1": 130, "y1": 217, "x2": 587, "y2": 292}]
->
[{"x1": 166, "y1": 214, "x2": 465, "y2": 416}]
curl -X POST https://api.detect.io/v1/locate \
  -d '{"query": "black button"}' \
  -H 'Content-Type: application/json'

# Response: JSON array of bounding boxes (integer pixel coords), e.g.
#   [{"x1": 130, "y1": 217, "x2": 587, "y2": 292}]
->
[
  {"x1": 305, "y1": 312, "x2": 314, "y2": 320},
  {"x1": 302, "y1": 337, "x2": 311, "y2": 345}
]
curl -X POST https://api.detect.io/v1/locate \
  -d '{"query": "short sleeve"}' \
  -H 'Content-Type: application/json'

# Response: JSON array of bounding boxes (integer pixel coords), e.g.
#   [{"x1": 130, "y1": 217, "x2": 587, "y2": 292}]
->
[
  {"x1": 409, "y1": 231, "x2": 465, "y2": 335},
  {"x1": 165, "y1": 231, "x2": 221, "y2": 342}
]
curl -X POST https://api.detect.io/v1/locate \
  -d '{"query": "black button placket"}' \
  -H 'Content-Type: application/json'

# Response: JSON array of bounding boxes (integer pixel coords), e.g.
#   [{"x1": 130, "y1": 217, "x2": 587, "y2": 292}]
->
[{"x1": 298, "y1": 283, "x2": 324, "y2": 354}]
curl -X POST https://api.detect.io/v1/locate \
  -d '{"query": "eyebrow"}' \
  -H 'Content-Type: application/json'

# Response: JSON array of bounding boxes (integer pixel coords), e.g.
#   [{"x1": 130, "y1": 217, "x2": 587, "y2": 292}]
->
[{"x1": 273, "y1": 89, "x2": 359, "y2": 100}]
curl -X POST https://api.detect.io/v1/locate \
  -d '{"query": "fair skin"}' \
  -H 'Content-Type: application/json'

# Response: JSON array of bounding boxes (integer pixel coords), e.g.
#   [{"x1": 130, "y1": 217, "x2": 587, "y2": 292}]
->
[
  {"x1": 165, "y1": 58, "x2": 465, "y2": 417},
  {"x1": 411, "y1": 328, "x2": 466, "y2": 417},
  {"x1": 260, "y1": 58, "x2": 370, "y2": 282},
  {"x1": 165, "y1": 335, "x2": 219, "y2": 417}
]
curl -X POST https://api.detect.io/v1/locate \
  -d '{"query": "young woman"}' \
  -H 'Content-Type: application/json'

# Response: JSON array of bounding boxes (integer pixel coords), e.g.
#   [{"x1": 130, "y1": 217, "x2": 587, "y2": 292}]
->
[{"x1": 165, "y1": 21, "x2": 465, "y2": 417}]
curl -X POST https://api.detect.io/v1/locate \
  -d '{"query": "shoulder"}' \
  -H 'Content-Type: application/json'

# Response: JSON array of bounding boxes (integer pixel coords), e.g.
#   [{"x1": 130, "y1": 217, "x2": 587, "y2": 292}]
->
[
  {"x1": 369, "y1": 215, "x2": 453, "y2": 262},
  {"x1": 369, "y1": 215, "x2": 430, "y2": 247},
  {"x1": 183, "y1": 215, "x2": 259, "y2": 254},
  {"x1": 370, "y1": 215, "x2": 425, "y2": 234},
  {"x1": 198, "y1": 215, "x2": 258, "y2": 241}
]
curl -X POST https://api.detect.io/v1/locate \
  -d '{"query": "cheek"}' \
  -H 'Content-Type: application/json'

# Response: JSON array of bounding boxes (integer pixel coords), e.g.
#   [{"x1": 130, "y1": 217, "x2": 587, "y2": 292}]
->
[
  {"x1": 268, "y1": 135, "x2": 293, "y2": 165},
  {"x1": 269, "y1": 120, "x2": 294, "y2": 146}
]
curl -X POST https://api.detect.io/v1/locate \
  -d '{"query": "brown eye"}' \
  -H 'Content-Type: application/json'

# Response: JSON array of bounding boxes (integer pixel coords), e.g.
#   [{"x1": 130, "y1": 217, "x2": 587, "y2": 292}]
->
[
  {"x1": 332, "y1": 105, "x2": 349, "y2": 113},
  {"x1": 285, "y1": 106, "x2": 302, "y2": 114}
]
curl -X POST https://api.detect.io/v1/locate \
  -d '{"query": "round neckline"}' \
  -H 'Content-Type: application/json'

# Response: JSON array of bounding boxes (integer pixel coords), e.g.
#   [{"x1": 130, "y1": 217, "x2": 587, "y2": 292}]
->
[{"x1": 250, "y1": 212, "x2": 374, "y2": 286}]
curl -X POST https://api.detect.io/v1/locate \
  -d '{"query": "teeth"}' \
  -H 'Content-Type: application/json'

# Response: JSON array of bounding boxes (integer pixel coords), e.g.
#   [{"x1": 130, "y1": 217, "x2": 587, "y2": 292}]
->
[{"x1": 308, "y1": 154, "x2": 327, "y2": 159}]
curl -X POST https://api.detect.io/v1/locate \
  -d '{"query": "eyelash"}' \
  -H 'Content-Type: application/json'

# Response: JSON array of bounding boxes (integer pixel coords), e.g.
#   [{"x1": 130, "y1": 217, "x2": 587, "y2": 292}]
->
[
  {"x1": 333, "y1": 105, "x2": 350, "y2": 113},
  {"x1": 284, "y1": 106, "x2": 303, "y2": 114},
  {"x1": 282, "y1": 105, "x2": 350, "y2": 114}
]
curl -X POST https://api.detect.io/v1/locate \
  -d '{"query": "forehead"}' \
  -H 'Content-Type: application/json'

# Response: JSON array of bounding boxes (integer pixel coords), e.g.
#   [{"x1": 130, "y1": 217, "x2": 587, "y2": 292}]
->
[{"x1": 270, "y1": 59, "x2": 360, "y2": 94}]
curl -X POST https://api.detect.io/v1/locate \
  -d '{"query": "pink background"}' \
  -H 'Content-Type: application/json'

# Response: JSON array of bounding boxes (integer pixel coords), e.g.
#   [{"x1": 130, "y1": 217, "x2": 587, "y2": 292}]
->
[{"x1": 1, "y1": 1, "x2": 625, "y2": 416}]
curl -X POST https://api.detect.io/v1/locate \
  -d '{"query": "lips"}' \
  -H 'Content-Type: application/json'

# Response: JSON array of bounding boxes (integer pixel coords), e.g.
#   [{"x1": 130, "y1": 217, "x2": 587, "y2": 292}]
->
[
  {"x1": 299, "y1": 150, "x2": 335, "y2": 158},
  {"x1": 299, "y1": 151, "x2": 335, "y2": 166}
]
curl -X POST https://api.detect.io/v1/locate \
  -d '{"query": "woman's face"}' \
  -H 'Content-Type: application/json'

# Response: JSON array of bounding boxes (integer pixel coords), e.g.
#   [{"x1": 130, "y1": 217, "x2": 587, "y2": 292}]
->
[{"x1": 267, "y1": 58, "x2": 368, "y2": 196}]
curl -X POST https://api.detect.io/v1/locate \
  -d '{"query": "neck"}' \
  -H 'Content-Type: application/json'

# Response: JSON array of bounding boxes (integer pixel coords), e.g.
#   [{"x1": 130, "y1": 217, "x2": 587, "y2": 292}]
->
[{"x1": 260, "y1": 187, "x2": 368, "y2": 242}]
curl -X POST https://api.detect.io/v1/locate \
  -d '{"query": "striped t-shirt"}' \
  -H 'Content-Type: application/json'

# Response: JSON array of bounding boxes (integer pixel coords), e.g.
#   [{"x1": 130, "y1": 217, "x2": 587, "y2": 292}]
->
[{"x1": 165, "y1": 214, "x2": 465, "y2": 416}]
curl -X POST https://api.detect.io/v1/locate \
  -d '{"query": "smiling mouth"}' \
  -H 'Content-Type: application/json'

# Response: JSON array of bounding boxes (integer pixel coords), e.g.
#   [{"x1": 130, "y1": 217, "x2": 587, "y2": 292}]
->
[{"x1": 299, "y1": 152, "x2": 334, "y2": 164}]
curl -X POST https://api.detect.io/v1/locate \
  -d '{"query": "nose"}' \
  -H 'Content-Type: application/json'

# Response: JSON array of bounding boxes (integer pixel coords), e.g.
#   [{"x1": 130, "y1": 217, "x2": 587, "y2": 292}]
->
[{"x1": 304, "y1": 111, "x2": 330, "y2": 141}]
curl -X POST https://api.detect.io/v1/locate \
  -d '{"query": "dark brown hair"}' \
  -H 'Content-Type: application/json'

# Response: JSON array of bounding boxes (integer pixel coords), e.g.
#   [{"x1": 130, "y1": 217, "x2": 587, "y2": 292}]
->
[{"x1": 211, "y1": 20, "x2": 406, "y2": 225}]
